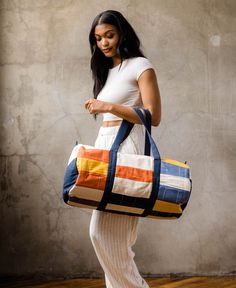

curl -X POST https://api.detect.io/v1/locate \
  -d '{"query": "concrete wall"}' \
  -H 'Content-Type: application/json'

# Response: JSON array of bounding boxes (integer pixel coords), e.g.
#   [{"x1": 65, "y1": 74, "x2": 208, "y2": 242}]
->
[{"x1": 0, "y1": 0, "x2": 236, "y2": 279}]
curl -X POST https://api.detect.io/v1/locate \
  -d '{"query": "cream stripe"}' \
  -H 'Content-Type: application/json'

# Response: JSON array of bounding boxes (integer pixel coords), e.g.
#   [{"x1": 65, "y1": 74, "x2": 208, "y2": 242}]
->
[
  {"x1": 69, "y1": 185, "x2": 104, "y2": 202},
  {"x1": 68, "y1": 144, "x2": 82, "y2": 165},
  {"x1": 106, "y1": 203, "x2": 144, "y2": 215},
  {"x1": 68, "y1": 144, "x2": 99, "y2": 165},
  {"x1": 112, "y1": 177, "x2": 152, "y2": 198},
  {"x1": 67, "y1": 201, "x2": 95, "y2": 209},
  {"x1": 160, "y1": 174, "x2": 191, "y2": 191},
  {"x1": 117, "y1": 152, "x2": 154, "y2": 170},
  {"x1": 80, "y1": 144, "x2": 100, "y2": 150}
]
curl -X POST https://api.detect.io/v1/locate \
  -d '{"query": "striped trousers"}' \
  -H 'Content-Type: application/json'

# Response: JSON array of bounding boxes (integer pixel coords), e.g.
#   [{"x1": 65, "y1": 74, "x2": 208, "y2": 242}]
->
[{"x1": 89, "y1": 123, "x2": 149, "y2": 288}]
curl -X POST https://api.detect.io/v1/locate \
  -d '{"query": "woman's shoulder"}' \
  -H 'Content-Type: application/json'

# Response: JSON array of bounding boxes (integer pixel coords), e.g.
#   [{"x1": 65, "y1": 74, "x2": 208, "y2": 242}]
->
[
  {"x1": 128, "y1": 56, "x2": 153, "y2": 65},
  {"x1": 126, "y1": 56, "x2": 155, "y2": 80}
]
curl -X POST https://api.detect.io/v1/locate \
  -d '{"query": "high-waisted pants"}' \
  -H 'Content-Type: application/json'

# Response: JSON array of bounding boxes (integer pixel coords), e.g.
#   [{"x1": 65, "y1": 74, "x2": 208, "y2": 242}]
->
[{"x1": 89, "y1": 123, "x2": 150, "y2": 288}]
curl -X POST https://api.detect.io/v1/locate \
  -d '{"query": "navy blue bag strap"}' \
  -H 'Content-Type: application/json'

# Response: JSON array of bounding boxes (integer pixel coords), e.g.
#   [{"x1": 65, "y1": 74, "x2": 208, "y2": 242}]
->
[
  {"x1": 132, "y1": 108, "x2": 160, "y2": 160},
  {"x1": 109, "y1": 120, "x2": 135, "y2": 152},
  {"x1": 132, "y1": 107, "x2": 161, "y2": 216},
  {"x1": 109, "y1": 108, "x2": 152, "y2": 156},
  {"x1": 97, "y1": 119, "x2": 135, "y2": 211},
  {"x1": 142, "y1": 108, "x2": 151, "y2": 156},
  {"x1": 97, "y1": 107, "x2": 161, "y2": 216}
]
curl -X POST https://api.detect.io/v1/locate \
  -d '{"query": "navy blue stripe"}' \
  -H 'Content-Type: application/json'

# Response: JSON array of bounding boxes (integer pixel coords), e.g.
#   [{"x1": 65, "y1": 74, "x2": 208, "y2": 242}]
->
[
  {"x1": 63, "y1": 158, "x2": 78, "y2": 203},
  {"x1": 108, "y1": 193, "x2": 150, "y2": 208},
  {"x1": 148, "y1": 210, "x2": 181, "y2": 218},
  {"x1": 181, "y1": 202, "x2": 188, "y2": 211},
  {"x1": 158, "y1": 185, "x2": 191, "y2": 204},
  {"x1": 161, "y1": 162, "x2": 190, "y2": 178}
]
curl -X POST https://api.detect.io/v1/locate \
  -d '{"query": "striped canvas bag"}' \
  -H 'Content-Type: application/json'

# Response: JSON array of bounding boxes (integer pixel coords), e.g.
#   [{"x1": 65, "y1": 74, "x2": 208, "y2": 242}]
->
[{"x1": 63, "y1": 108, "x2": 192, "y2": 220}]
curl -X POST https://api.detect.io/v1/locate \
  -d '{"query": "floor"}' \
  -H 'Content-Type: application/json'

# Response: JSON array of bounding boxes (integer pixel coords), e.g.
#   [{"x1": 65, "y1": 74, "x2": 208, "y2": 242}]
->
[{"x1": 1, "y1": 276, "x2": 236, "y2": 288}]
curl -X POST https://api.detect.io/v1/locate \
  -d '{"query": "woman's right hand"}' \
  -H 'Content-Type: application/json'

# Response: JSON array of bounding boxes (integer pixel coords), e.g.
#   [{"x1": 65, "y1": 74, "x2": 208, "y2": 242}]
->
[{"x1": 84, "y1": 98, "x2": 112, "y2": 115}]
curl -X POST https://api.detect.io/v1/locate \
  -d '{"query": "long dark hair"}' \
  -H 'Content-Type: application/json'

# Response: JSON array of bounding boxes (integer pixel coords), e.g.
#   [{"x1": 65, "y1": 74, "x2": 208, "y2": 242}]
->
[{"x1": 89, "y1": 10, "x2": 145, "y2": 119}]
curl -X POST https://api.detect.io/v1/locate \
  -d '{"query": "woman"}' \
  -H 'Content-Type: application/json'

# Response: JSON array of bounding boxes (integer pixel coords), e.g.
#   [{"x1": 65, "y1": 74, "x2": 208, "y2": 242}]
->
[{"x1": 84, "y1": 10, "x2": 161, "y2": 288}]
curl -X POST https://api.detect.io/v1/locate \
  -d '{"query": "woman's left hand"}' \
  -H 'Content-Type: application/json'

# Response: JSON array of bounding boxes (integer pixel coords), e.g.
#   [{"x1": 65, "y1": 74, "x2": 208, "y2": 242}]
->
[{"x1": 84, "y1": 98, "x2": 111, "y2": 114}]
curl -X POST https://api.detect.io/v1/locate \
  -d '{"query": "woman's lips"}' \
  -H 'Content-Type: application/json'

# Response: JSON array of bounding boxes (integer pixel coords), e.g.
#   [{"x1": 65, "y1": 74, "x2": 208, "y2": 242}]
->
[{"x1": 103, "y1": 48, "x2": 112, "y2": 53}]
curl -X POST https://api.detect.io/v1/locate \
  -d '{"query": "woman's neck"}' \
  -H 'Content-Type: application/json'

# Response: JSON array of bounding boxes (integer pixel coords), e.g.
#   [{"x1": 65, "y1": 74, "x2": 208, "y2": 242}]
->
[{"x1": 112, "y1": 55, "x2": 122, "y2": 68}]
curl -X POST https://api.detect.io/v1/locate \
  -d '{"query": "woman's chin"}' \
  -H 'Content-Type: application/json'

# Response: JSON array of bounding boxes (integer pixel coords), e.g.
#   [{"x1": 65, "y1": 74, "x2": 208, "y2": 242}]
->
[{"x1": 103, "y1": 51, "x2": 113, "y2": 57}]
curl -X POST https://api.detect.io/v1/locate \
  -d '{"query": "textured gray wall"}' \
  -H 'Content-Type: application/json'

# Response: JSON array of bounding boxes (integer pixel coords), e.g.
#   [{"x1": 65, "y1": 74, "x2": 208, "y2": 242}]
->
[{"x1": 0, "y1": 0, "x2": 236, "y2": 279}]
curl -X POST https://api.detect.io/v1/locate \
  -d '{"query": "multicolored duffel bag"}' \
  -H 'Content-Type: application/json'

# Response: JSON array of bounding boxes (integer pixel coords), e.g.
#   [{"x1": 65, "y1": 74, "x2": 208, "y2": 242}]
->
[{"x1": 63, "y1": 107, "x2": 192, "y2": 220}]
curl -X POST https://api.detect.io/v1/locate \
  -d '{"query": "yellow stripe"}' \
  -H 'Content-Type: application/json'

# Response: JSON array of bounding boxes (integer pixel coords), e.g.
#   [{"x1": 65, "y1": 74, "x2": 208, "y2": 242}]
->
[
  {"x1": 77, "y1": 158, "x2": 108, "y2": 175},
  {"x1": 161, "y1": 158, "x2": 189, "y2": 168},
  {"x1": 153, "y1": 200, "x2": 183, "y2": 214},
  {"x1": 146, "y1": 215, "x2": 177, "y2": 220}
]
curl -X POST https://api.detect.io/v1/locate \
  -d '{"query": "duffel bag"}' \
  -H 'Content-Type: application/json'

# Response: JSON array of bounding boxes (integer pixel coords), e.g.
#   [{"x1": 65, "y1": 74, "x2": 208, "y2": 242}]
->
[{"x1": 62, "y1": 107, "x2": 192, "y2": 220}]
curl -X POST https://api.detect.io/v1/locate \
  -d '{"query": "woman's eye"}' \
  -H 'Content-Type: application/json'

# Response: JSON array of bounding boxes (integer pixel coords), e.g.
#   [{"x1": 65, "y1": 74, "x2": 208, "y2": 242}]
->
[{"x1": 95, "y1": 34, "x2": 113, "y2": 41}]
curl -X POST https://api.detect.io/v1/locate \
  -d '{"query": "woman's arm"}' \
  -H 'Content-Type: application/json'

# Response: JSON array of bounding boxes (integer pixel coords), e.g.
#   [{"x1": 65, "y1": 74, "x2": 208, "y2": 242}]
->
[
  {"x1": 106, "y1": 69, "x2": 161, "y2": 126},
  {"x1": 85, "y1": 69, "x2": 161, "y2": 126},
  {"x1": 107, "y1": 69, "x2": 161, "y2": 126},
  {"x1": 138, "y1": 68, "x2": 161, "y2": 126}
]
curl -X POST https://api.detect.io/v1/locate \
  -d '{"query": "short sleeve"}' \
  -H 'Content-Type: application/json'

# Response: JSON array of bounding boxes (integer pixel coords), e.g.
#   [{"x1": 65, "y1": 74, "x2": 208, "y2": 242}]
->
[{"x1": 136, "y1": 57, "x2": 155, "y2": 81}]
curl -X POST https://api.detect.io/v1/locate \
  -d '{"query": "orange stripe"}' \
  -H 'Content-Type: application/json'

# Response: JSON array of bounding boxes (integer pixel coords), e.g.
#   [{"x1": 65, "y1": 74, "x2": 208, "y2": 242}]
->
[
  {"x1": 115, "y1": 165, "x2": 153, "y2": 182},
  {"x1": 78, "y1": 146, "x2": 110, "y2": 163},
  {"x1": 76, "y1": 170, "x2": 107, "y2": 190}
]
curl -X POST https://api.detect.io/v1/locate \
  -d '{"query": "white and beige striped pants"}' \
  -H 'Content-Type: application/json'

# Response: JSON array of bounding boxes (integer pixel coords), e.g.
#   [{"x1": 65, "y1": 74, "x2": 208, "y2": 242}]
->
[{"x1": 89, "y1": 123, "x2": 149, "y2": 288}]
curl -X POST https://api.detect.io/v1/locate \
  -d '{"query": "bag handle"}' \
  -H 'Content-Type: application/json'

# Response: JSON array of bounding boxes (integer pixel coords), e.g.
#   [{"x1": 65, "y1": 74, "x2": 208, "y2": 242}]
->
[
  {"x1": 111, "y1": 107, "x2": 160, "y2": 161},
  {"x1": 133, "y1": 107, "x2": 161, "y2": 160},
  {"x1": 99, "y1": 107, "x2": 161, "y2": 213},
  {"x1": 110, "y1": 108, "x2": 152, "y2": 156},
  {"x1": 142, "y1": 108, "x2": 151, "y2": 155},
  {"x1": 110, "y1": 121, "x2": 135, "y2": 151}
]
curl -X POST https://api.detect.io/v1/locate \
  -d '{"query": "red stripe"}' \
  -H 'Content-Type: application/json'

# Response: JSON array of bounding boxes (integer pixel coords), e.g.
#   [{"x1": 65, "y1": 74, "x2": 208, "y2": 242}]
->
[
  {"x1": 78, "y1": 146, "x2": 110, "y2": 163},
  {"x1": 76, "y1": 170, "x2": 107, "y2": 190},
  {"x1": 115, "y1": 165, "x2": 153, "y2": 182}
]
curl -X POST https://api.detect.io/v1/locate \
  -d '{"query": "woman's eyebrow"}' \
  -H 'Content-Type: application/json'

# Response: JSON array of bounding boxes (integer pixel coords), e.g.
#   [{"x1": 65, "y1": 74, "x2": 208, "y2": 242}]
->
[{"x1": 95, "y1": 29, "x2": 114, "y2": 36}]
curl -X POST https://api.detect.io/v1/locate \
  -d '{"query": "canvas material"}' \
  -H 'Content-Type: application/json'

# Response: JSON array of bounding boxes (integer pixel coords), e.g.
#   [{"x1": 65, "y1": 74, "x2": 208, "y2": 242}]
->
[{"x1": 62, "y1": 108, "x2": 192, "y2": 220}]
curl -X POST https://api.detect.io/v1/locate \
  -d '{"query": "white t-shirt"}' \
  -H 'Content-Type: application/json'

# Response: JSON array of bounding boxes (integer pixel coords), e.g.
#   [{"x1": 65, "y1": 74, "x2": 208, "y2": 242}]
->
[{"x1": 97, "y1": 56, "x2": 155, "y2": 121}]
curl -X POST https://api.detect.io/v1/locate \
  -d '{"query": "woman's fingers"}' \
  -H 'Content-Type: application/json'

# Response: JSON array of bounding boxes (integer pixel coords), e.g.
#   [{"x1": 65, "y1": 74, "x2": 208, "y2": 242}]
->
[
  {"x1": 85, "y1": 98, "x2": 104, "y2": 114},
  {"x1": 84, "y1": 99, "x2": 92, "y2": 109},
  {"x1": 84, "y1": 99, "x2": 93, "y2": 113}
]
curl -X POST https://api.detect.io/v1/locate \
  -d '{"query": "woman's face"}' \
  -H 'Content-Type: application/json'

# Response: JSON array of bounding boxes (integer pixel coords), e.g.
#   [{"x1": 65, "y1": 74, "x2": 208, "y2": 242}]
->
[{"x1": 95, "y1": 23, "x2": 120, "y2": 57}]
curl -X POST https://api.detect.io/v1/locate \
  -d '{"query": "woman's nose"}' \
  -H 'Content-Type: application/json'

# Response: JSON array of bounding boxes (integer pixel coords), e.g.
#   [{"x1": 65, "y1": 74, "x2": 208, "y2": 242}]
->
[{"x1": 101, "y1": 38, "x2": 109, "y2": 47}]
